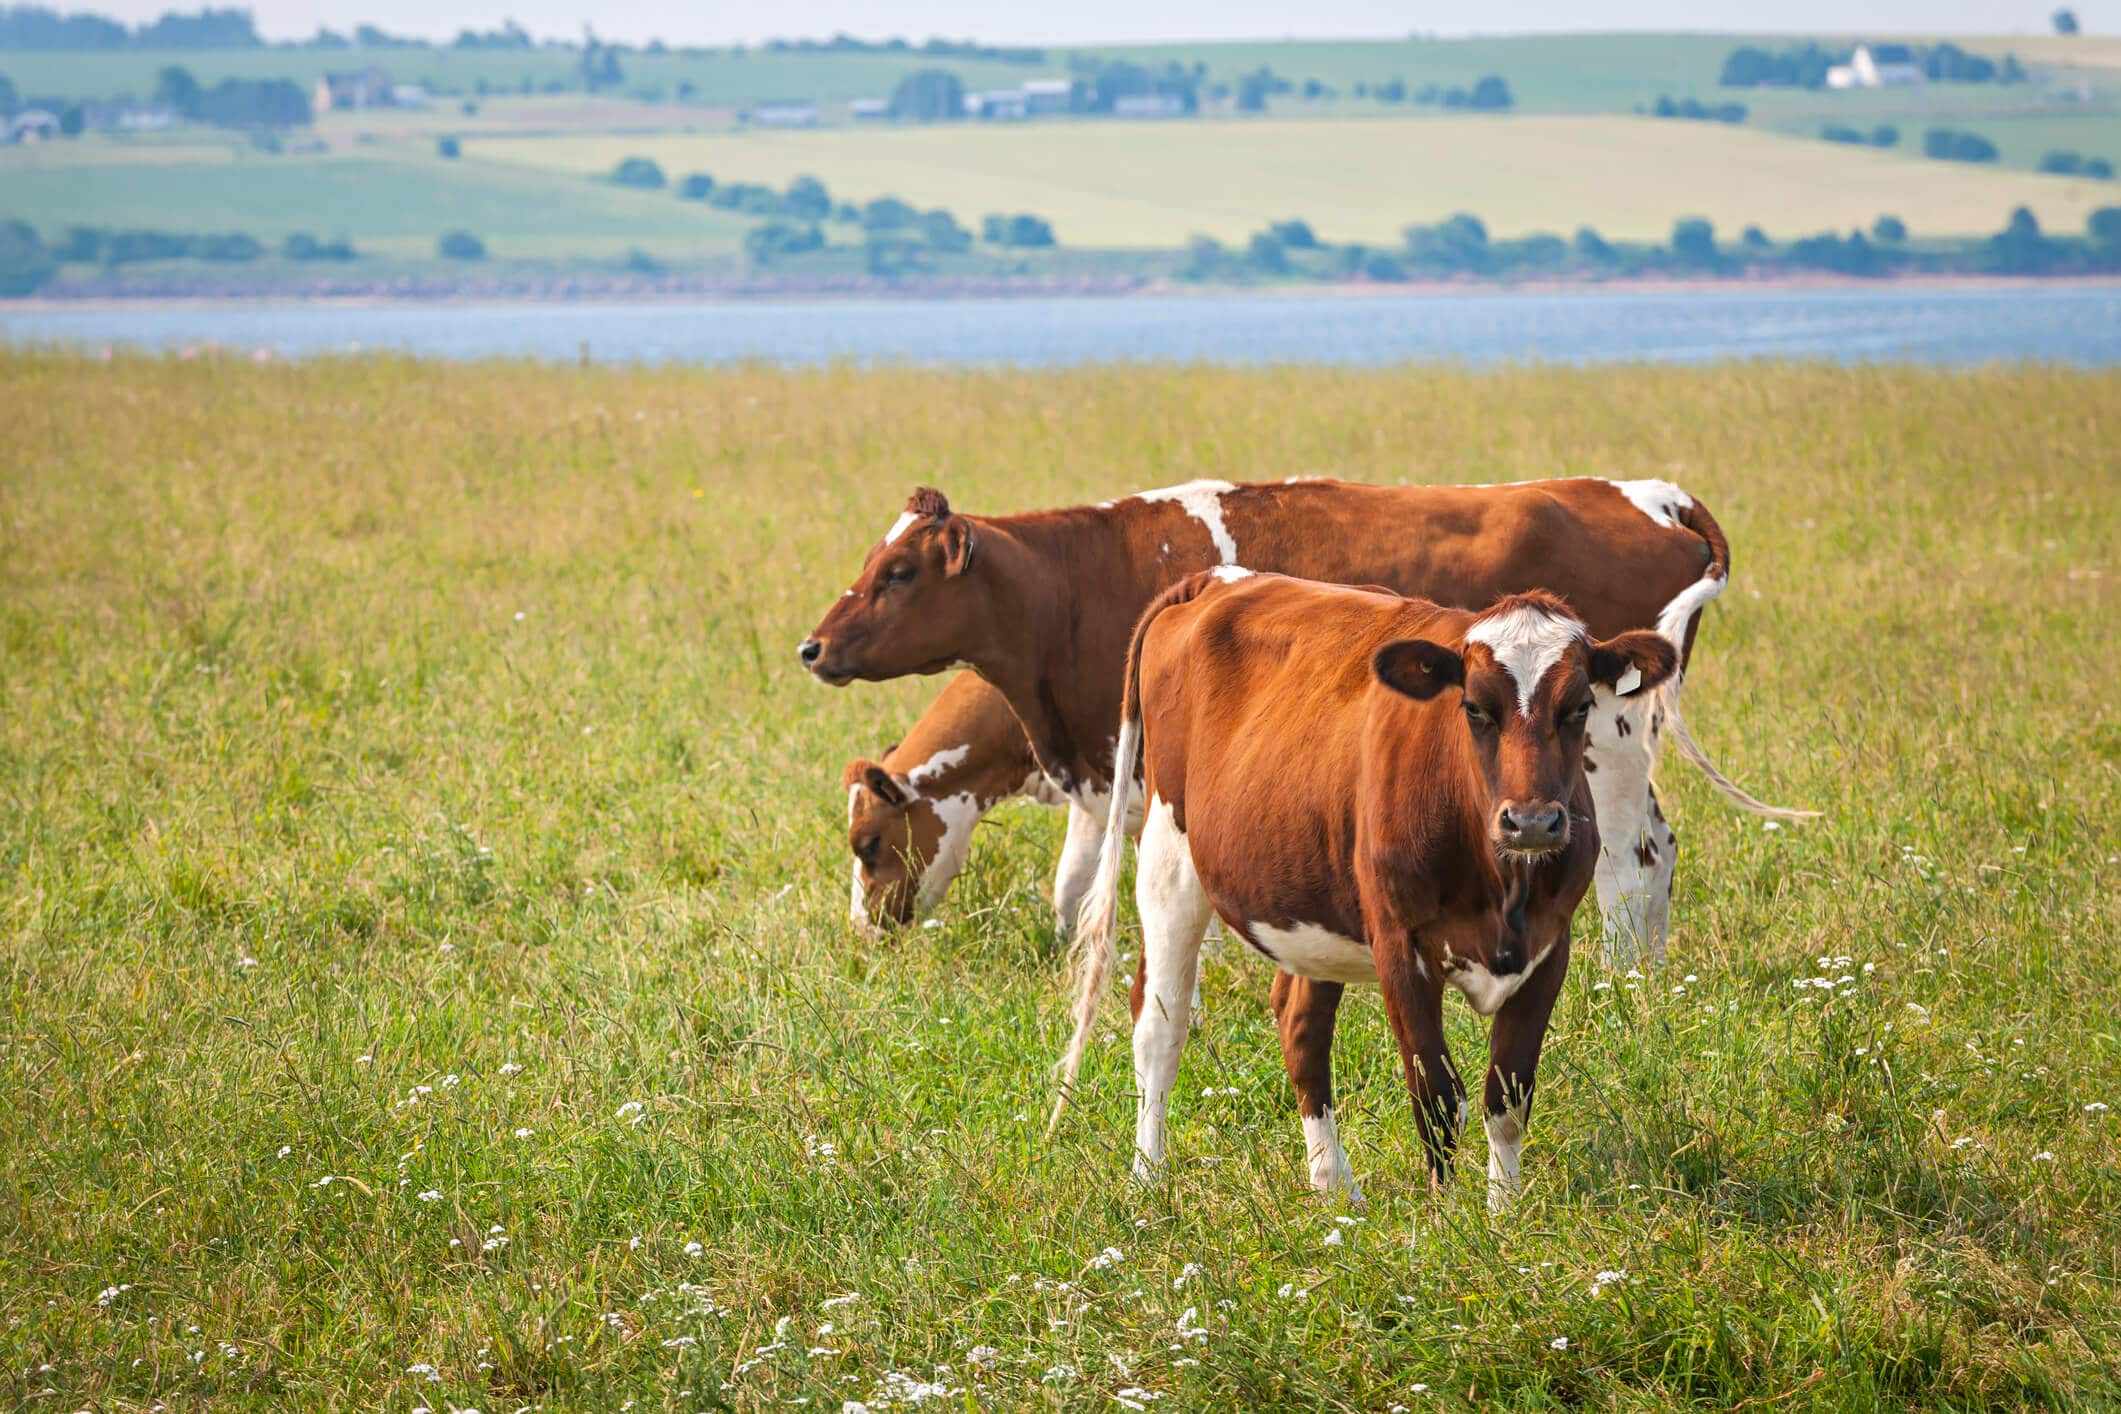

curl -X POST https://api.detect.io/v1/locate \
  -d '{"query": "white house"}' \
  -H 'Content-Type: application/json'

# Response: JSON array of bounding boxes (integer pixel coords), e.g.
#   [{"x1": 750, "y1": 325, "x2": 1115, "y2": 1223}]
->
[
  {"x1": 967, "y1": 90, "x2": 1028, "y2": 120},
  {"x1": 1827, "y1": 44, "x2": 1925, "y2": 89},
  {"x1": 1020, "y1": 78, "x2": 1073, "y2": 114},
  {"x1": 849, "y1": 97, "x2": 889, "y2": 121},
  {"x1": 1113, "y1": 92, "x2": 1186, "y2": 118}
]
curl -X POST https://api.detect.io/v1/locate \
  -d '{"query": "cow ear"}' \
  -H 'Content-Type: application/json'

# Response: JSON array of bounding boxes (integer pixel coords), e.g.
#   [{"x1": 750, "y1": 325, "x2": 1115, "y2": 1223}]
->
[
  {"x1": 941, "y1": 515, "x2": 977, "y2": 577},
  {"x1": 1373, "y1": 638, "x2": 1464, "y2": 701},
  {"x1": 1588, "y1": 630, "x2": 1679, "y2": 697},
  {"x1": 843, "y1": 758, "x2": 913, "y2": 808},
  {"x1": 862, "y1": 763, "x2": 914, "y2": 808}
]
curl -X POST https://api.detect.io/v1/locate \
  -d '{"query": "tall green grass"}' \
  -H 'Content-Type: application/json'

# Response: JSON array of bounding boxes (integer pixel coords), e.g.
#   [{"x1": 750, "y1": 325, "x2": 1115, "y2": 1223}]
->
[{"x1": 1, "y1": 355, "x2": 2116, "y2": 1409}]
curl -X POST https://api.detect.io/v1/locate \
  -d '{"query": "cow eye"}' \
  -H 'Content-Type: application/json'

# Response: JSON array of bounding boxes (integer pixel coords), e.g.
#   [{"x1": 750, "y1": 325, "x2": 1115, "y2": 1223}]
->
[
  {"x1": 1464, "y1": 701, "x2": 1494, "y2": 729},
  {"x1": 1565, "y1": 700, "x2": 1593, "y2": 728},
  {"x1": 855, "y1": 835, "x2": 882, "y2": 864},
  {"x1": 882, "y1": 563, "x2": 916, "y2": 588}
]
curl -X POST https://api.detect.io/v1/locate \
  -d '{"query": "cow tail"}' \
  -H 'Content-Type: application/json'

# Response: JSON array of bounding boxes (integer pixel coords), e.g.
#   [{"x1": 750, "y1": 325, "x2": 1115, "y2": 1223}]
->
[
  {"x1": 1650, "y1": 504, "x2": 1820, "y2": 821},
  {"x1": 1050, "y1": 573, "x2": 1216, "y2": 1136}
]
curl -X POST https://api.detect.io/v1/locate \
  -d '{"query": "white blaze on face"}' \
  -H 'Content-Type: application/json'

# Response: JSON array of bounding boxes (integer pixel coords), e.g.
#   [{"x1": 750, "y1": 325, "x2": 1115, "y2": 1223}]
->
[
  {"x1": 1466, "y1": 606, "x2": 1587, "y2": 718},
  {"x1": 1606, "y1": 477, "x2": 1695, "y2": 530},
  {"x1": 1135, "y1": 479, "x2": 1240, "y2": 565},
  {"x1": 881, "y1": 510, "x2": 919, "y2": 546}
]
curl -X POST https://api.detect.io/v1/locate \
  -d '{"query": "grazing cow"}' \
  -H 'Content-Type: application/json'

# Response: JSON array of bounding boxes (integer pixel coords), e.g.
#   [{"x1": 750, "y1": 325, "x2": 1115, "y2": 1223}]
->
[
  {"x1": 802, "y1": 477, "x2": 1807, "y2": 966},
  {"x1": 843, "y1": 671, "x2": 1100, "y2": 932},
  {"x1": 1051, "y1": 570, "x2": 1681, "y2": 1208}
]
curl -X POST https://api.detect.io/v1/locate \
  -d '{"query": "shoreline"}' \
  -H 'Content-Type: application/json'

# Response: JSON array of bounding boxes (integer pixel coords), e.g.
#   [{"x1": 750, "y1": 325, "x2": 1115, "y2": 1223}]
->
[{"x1": 9, "y1": 272, "x2": 2121, "y2": 313}]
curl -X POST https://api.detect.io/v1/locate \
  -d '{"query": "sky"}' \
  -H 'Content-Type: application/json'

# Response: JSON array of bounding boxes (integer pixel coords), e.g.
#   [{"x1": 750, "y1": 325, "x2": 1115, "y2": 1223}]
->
[{"x1": 75, "y1": 1, "x2": 2107, "y2": 46}]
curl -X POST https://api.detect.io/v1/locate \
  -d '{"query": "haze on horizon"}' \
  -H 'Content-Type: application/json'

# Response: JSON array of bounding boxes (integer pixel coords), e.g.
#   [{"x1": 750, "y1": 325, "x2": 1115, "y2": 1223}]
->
[{"x1": 67, "y1": 0, "x2": 2107, "y2": 47}]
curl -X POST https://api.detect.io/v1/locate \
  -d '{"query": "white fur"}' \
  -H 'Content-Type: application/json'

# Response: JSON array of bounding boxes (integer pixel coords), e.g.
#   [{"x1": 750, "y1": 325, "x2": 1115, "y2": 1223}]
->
[
  {"x1": 1584, "y1": 688, "x2": 1668, "y2": 969},
  {"x1": 1243, "y1": 921, "x2": 1375, "y2": 985},
  {"x1": 1051, "y1": 802, "x2": 1106, "y2": 934},
  {"x1": 1303, "y1": 1108, "x2": 1363, "y2": 1203},
  {"x1": 1209, "y1": 564, "x2": 1252, "y2": 583},
  {"x1": 1135, "y1": 479, "x2": 1240, "y2": 565},
  {"x1": 912, "y1": 791, "x2": 981, "y2": 915},
  {"x1": 1130, "y1": 795, "x2": 1214, "y2": 1183},
  {"x1": 1606, "y1": 477, "x2": 1695, "y2": 530},
  {"x1": 846, "y1": 784, "x2": 869, "y2": 928},
  {"x1": 1485, "y1": 1102, "x2": 1528, "y2": 1212},
  {"x1": 881, "y1": 510, "x2": 918, "y2": 545},
  {"x1": 1443, "y1": 937, "x2": 1560, "y2": 1017},
  {"x1": 1466, "y1": 605, "x2": 1586, "y2": 718},
  {"x1": 903, "y1": 744, "x2": 969, "y2": 789}
]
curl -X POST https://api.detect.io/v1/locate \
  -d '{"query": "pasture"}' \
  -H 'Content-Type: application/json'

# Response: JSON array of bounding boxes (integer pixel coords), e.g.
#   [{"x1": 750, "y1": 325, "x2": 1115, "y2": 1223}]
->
[
  {"x1": 468, "y1": 114, "x2": 2109, "y2": 246},
  {"x1": 1, "y1": 355, "x2": 2118, "y2": 1409}
]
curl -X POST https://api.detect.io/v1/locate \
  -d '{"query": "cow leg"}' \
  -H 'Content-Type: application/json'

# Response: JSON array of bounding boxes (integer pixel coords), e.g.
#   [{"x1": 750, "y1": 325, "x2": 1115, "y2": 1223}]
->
[
  {"x1": 1050, "y1": 802, "x2": 1105, "y2": 936},
  {"x1": 1130, "y1": 796, "x2": 1212, "y2": 1185},
  {"x1": 1585, "y1": 687, "x2": 1666, "y2": 970},
  {"x1": 1375, "y1": 947, "x2": 1463, "y2": 1188},
  {"x1": 1269, "y1": 971, "x2": 1362, "y2": 1205},
  {"x1": 1483, "y1": 931, "x2": 1570, "y2": 1212}
]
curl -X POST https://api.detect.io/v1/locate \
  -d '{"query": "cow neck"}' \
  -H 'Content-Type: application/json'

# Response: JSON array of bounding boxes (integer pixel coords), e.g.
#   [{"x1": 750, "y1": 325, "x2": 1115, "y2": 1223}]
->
[{"x1": 963, "y1": 508, "x2": 1143, "y2": 798}]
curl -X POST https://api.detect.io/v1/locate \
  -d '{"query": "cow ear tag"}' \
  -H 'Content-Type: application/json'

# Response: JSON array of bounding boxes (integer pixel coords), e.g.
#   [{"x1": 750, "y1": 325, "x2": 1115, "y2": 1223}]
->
[{"x1": 1615, "y1": 665, "x2": 1643, "y2": 697}]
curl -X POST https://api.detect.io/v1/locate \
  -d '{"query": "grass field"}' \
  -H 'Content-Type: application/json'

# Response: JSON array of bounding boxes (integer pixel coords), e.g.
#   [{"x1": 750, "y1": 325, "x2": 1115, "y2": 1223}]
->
[
  {"x1": 0, "y1": 149, "x2": 756, "y2": 259},
  {"x1": 471, "y1": 114, "x2": 2113, "y2": 244},
  {"x1": 2, "y1": 355, "x2": 2118, "y2": 1409}
]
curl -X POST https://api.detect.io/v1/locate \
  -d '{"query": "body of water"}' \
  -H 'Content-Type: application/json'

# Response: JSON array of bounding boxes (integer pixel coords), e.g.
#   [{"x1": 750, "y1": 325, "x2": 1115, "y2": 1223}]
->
[{"x1": 6, "y1": 284, "x2": 2120, "y2": 367}]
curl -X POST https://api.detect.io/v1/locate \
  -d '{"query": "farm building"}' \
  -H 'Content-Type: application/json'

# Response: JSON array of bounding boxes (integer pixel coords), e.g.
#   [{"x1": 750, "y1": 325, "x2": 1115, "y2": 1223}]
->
[
  {"x1": 5, "y1": 109, "x2": 60, "y2": 144},
  {"x1": 1021, "y1": 78, "x2": 1074, "y2": 114},
  {"x1": 312, "y1": 67, "x2": 396, "y2": 112},
  {"x1": 1827, "y1": 44, "x2": 1926, "y2": 89},
  {"x1": 849, "y1": 98, "x2": 889, "y2": 121},
  {"x1": 967, "y1": 90, "x2": 1029, "y2": 120},
  {"x1": 1113, "y1": 93, "x2": 1188, "y2": 118}
]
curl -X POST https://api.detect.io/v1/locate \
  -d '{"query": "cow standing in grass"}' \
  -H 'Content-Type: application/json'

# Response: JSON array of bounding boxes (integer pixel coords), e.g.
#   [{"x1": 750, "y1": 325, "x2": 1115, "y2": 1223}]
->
[
  {"x1": 804, "y1": 477, "x2": 1807, "y2": 965},
  {"x1": 1051, "y1": 571, "x2": 1682, "y2": 1207}
]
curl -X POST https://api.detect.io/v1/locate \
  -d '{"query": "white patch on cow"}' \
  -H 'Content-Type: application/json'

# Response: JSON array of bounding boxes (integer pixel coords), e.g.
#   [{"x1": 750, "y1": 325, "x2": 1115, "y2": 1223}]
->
[
  {"x1": 1606, "y1": 477, "x2": 1695, "y2": 530},
  {"x1": 1245, "y1": 921, "x2": 1374, "y2": 985},
  {"x1": 1135, "y1": 479, "x2": 1240, "y2": 565},
  {"x1": 1132, "y1": 795, "x2": 1213, "y2": 1183},
  {"x1": 1585, "y1": 685, "x2": 1668, "y2": 969},
  {"x1": 1444, "y1": 938, "x2": 1560, "y2": 1017},
  {"x1": 881, "y1": 510, "x2": 919, "y2": 546},
  {"x1": 846, "y1": 784, "x2": 872, "y2": 928},
  {"x1": 902, "y1": 744, "x2": 969, "y2": 789},
  {"x1": 1466, "y1": 605, "x2": 1586, "y2": 718},
  {"x1": 1302, "y1": 1107, "x2": 1363, "y2": 1203},
  {"x1": 1485, "y1": 1101, "x2": 1528, "y2": 1212},
  {"x1": 1210, "y1": 564, "x2": 1253, "y2": 583},
  {"x1": 912, "y1": 791, "x2": 981, "y2": 915}
]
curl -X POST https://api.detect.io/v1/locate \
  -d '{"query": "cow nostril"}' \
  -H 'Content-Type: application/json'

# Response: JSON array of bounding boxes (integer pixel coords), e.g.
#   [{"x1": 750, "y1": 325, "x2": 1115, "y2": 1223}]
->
[
  {"x1": 1497, "y1": 808, "x2": 1519, "y2": 834},
  {"x1": 798, "y1": 639, "x2": 823, "y2": 667},
  {"x1": 1543, "y1": 810, "x2": 1566, "y2": 836}
]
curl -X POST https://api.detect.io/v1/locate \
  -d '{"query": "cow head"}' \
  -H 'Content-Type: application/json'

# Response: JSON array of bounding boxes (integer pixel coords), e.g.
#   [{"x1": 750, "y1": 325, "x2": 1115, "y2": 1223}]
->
[
  {"x1": 843, "y1": 757, "x2": 925, "y2": 929},
  {"x1": 801, "y1": 488, "x2": 982, "y2": 686},
  {"x1": 1373, "y1": 592, "x2": 1677, "y2": 860}
]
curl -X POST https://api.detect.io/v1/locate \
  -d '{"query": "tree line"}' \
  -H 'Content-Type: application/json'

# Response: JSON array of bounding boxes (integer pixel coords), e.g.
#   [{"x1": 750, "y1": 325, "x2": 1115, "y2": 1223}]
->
[
  {"x1": 1719, "y1": 40, "x2": 2028, "y2": 89},
  {"x1": 0, "y1": 4, "x2": 258, "y2": 50},
  {"x1": 1182, "y1": 207, "x2": 2121, "y2": 283}
]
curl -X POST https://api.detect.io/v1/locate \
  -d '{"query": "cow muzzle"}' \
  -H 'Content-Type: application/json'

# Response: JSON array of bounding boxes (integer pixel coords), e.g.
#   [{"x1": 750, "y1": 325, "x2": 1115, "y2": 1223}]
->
[
  {"x1": 798, "y1": 637, "x2": 854, "y2": 686},
  {"x1": 1495, "y1": 800, "x2": 1569, "y2": 856}
]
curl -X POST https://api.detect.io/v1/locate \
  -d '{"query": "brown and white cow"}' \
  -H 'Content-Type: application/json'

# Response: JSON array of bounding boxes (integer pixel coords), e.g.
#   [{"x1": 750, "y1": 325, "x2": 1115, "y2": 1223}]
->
[
  {"x1": 1051, "y1": 570, "x2": 1681, "y2": 1208},
  {"x1": 802, "y1": 477, "x2": 1807, "y2": 966},
  {"x1": 842, "y1": 671, "x2": 1098, "y2": 932}
]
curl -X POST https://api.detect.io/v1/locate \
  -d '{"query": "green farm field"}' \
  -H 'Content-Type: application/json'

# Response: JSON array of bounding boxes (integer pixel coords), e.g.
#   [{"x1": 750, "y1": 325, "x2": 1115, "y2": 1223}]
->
[
  {"x1": 0, "y1": 147, "x2": 755, "y2": 259},
  {"x1": 471, "y1": 113, "x2": 2111, "y2": 244},
  {"x1": 2, "y1": 355, "x2": 2118, "y2": 1409}
]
